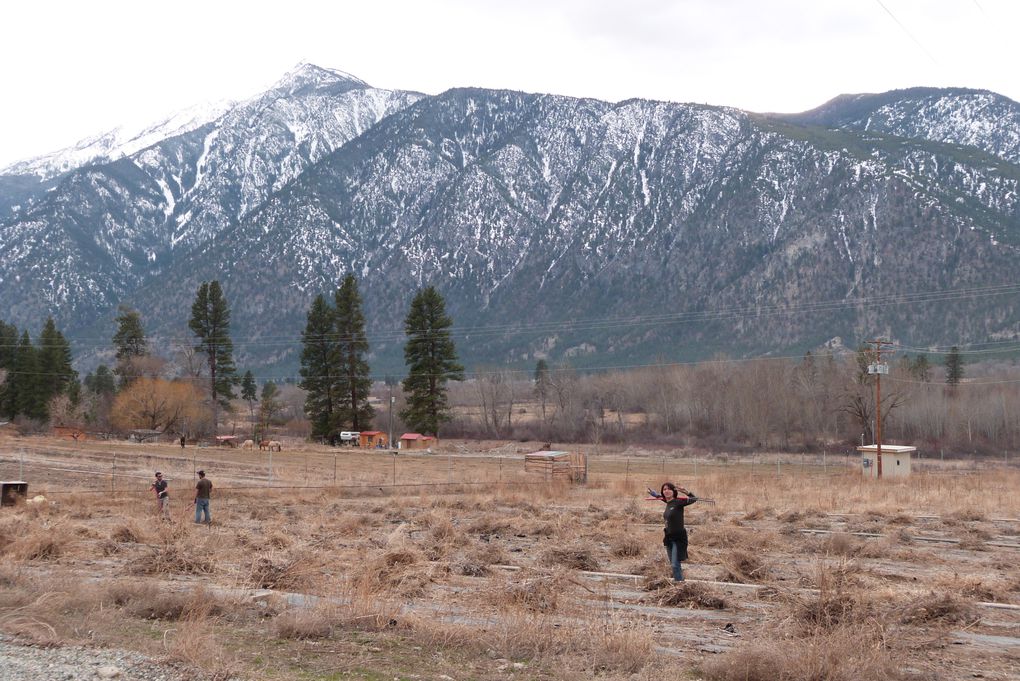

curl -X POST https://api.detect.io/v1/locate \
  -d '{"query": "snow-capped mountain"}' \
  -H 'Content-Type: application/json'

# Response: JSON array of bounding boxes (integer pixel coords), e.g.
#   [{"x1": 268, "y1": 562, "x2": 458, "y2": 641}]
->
[
  {"x1": 0, "y1": 64, "x2": 423, "y2": 329},
  {"x1": 2, "y1": 69, "x2": 1019, "y2": 371},
  {"x1": 783, "y1": 87, "x2": 1020, "y2": 164},
  {"x1": 0, "y1": 100, "x2": 234, "y2": 181}
]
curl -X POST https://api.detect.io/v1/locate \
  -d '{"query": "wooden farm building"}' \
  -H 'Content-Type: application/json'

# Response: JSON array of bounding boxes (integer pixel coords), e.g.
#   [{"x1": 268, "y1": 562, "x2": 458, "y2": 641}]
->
[
  {"x1": 359, "y1": 431, "x2": 389, "y2": 448},
  {"x1": 524, "y1": 450, "x2": 588, "y2": 482},
  {"x1": 399, "y1": 433, "x2": 436, "y2": 450}
]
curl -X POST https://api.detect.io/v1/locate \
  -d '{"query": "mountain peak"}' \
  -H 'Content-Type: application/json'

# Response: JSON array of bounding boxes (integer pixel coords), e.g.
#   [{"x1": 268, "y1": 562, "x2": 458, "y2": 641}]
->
[{"x1": 269, "y1": 63, "x2": 370, "y2": 96}]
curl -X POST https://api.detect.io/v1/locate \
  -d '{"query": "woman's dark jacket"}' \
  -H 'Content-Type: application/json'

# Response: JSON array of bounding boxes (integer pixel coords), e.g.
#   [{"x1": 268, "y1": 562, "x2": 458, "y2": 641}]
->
[{"x1": 662, "y1": 494, "x2": 698, "y2": 560}]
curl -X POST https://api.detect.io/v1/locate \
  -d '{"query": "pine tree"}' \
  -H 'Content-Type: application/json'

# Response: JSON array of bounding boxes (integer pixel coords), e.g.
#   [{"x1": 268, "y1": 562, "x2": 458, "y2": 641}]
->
[
  {"x1": 112, "y1": 306, "x2": 147, "y2": 388},
  {"x1": 945, "y1": 346, "x2": 964, "y2": 387},
  {"x1": 37, "y1": 317, "x2": 77, "y2": 409},
  {"x1": 334, "y1": 274, "x2": 374, "y2": 432},
  {"x1": 85, "y1": 365, "x2": 117, "y2": 397},
  {"x1": 259, "y1": 381, "x2": 283, "y2": 436},
  {"x1": 189, "y1": 281, "x2": 238, "y2": 425},
  {"x1": 534, "y1": 359, "x2": 551, "y2": 422},
  {"x1": 0, "y1": 321, "x2": 19, "y2": 418},
  {"x1": 241, "y1": 370, "x2": 258, "y2": 441},
  {"x1": 13, "y1": 331, "x2": 45, "y2": 419},
  {"x1": 299, "y1": 294, "x2": 340, "y2": 442},
  {"x1": 400, "y1": 287, "x2": 464, "y2": 436},
  {"x1": 911, "y1": 354, "x2": 932, "y2": 383}
]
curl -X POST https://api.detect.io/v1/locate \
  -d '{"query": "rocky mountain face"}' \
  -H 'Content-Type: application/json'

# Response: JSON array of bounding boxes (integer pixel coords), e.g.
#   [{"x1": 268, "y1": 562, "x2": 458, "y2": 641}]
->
[
  {"x1": 0, "y1": 64, "x2": 422, "y2": 330},
  {"x1": 2, "y1": 69, "x2": 1019, "y2": 373}
]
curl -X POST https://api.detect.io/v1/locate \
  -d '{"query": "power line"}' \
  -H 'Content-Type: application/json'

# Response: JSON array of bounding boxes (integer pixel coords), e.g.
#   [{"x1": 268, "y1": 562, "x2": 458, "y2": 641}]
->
[{"x1": 874, "y1": 0, "x2": 940, "y2": 65}]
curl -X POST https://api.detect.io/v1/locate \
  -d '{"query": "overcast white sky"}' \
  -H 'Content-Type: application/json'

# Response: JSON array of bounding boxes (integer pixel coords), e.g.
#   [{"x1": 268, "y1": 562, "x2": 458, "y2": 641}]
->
[{"x1": 1, "y1": 0, "x2": 1017, "y2": 167}]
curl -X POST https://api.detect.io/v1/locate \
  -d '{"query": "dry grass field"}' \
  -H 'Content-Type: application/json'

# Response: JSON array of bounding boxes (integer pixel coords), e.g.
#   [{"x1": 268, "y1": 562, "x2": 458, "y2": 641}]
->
[{"x1": 1, "y1": 434, "x2": 1019, "y2": 680}]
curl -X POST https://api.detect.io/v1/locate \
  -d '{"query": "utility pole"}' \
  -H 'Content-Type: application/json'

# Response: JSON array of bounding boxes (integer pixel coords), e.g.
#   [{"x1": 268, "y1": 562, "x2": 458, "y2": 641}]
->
[
  {"x1": 388, "y1": 383, "x2": 395, "y2": 450},
  {"x1": 867, "y1": 339, "x2": 892, "y2": 479}
]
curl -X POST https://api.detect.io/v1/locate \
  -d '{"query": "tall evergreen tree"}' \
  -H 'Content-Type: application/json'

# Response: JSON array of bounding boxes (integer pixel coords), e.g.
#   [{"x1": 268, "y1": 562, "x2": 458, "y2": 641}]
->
[
  {"x1": 112, "y1": 306, "x2": 147, "y2": 388},
  {"x1": 400, "y1": 287, "x2": 464, "y2": 436},
  {"x1": 241, "y1": 370, "x2": 258, "y2": 441},
  {"x1": 299, "y1": 294, "x2": 340, "y2": 442},
  {"x1": 911, "y1": 354, "x2": 932, "y2": 383},
  {"x1": 37, "y1": 317, "x2": 78, "y2": 408},
  {"x1": 189, "y1": 281, "x2": 238, "y2": 425},
  {"x1": 945, "y1": 346, "x2": 964, "y2": 388},
  {"x1": 85, "y1": 365, "x2": 117, "y2": 397},
  {"x1": 334, "y1": 274, "x2": 374, "y2": 432},
  {"x1": 0, "y1": 321, "x2": 19, "y2": 417},
  {"x1": 13, "y1": 331, "x2": 45, "y2": 419}
]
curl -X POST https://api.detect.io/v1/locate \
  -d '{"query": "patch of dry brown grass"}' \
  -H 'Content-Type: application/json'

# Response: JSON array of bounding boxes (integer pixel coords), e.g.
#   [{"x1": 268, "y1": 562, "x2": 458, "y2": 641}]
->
[
  {"x1": 717, "y1": 549, "x2": 770, "y2": 584},
  {"x1": 897, "y1": 591, "x2": 980, "y2": 626},
  {"x1": 244, "y1": 551, "x2": 320, "y2": 591},
  {"x1": 701, "y1": 624, "x2": 907, "y2": 681},
  {"x1": 496, "y1": 570, "x2": 573, "y2": 612},
  {"x1": 128, "y1": 524, "x2": 215, "y2": 576},
  {"x1": 7, "y1": 525, "x2": 72, "y2": 561},
  {"x1": 540, "y1": 544, "x2": 600, "y2": 571},
  {"x1": 643, "y1": 580, "x2": 728, "y2": 609}
]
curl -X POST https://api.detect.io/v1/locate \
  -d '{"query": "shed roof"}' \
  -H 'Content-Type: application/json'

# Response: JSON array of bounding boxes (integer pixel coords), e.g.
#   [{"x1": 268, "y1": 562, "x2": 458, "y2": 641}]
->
[{"x1": 856, "y1": 445, "x2": 916, "y2": 454}]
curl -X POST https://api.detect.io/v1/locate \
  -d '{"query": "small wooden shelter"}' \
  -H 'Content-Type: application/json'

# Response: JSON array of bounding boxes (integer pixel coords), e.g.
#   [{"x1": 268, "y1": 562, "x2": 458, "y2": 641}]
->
[
  {"x1": 399, "y1": 433, "x2": 436, "y2": 450},
  {"x1": 524, "y1": 450, "x2": 588, "y2": 483},
  {"x1": 359, "y1": 431, "x2": 388, "y2": 448},
  {"x1": 215, "y1": 435, "x2": 238, "y2": 448},
  {"x1": 857, "y1": 444, "x2": 915, "y2": 479}
]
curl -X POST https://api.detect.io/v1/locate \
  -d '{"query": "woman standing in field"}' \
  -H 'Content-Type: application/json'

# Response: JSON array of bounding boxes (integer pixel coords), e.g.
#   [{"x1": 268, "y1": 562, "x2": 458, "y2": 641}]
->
[{"x1": 660, "y1": 482, "x2": 697, "y2": 582}]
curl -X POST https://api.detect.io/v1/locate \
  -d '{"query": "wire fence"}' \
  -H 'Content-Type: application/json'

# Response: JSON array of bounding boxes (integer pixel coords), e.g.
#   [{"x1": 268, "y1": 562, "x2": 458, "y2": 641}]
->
[{"x1": 1, "y1": 441, "x2": 1016, "y2": 500}]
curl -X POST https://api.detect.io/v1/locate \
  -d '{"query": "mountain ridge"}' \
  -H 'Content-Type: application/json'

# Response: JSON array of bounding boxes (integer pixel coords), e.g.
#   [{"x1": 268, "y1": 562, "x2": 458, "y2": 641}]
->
[{"x1": 2, "y1": 71, "x2": 1019, "y2": 373}]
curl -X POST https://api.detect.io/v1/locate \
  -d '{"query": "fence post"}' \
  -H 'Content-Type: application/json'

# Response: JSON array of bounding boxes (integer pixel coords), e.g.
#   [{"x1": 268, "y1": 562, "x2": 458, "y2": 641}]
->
[
  {"x1": 112, "y1": 454, "x2": 116, "y2": 493},
  {"x1": 305, "y1": 456, "x2": 309, "y2": 486},
  {"x1": 498, "y1": 456, "x2": 502, "y2": 484},
  {"x1": 392, "y1": 453, "x2": 396, "y2": 485},
  {"x1": 777, "y1": 457, "x2": 781, "y2": 476},
  {"x1": 625, "y1": 457, "x2": 630, "y2": 485},
  {"x1": 268, "y1": 451, "x2": 273, "y2": 488},
  {"x1": 333, "y1": 454, "x2": 337, "y2": 486},
  {"x1": 19, "y1": 449, "x2": 24, "y2": 481}
]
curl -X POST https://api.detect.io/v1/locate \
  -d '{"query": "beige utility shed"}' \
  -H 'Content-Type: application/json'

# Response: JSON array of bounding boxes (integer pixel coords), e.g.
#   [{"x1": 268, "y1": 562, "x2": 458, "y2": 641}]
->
[{"x1": 857, "y1": 444, "x2": 915, "y2": 479}]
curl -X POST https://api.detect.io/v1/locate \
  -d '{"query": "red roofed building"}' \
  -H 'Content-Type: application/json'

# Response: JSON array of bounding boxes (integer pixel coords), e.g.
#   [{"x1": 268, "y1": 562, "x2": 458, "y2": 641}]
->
[
  {"x1": 359, "y1": 431, "x2": 389, "y2": 448},
  {"x1": 399, "y1": 433, "x2": 437, "y2": 450}
]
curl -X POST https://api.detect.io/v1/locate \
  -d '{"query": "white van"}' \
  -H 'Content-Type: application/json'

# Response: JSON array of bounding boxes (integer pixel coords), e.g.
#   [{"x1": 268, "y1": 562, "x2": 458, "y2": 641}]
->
[{"x1": 339, "y1": 431, "x2": 360, "y2": 445}]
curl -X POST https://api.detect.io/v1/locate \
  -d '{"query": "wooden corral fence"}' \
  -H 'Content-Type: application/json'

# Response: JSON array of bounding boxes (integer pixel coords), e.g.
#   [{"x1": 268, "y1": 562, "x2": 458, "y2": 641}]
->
[{"x1": 524, "y1": 450, "x2": 587, "y2": 483}]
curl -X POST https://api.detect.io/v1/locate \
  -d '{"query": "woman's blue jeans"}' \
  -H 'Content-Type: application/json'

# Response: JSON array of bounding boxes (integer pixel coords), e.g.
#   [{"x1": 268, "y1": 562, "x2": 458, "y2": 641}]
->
[{"x1": 664, "y1": 540, "x2": 684, "y2": 581}]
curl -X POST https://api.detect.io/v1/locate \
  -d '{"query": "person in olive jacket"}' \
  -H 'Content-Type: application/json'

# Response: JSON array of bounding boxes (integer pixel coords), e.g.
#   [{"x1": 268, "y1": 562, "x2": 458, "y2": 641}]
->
[{"x1": 660, "y1": 482, "x2": 698, "y2": 581}]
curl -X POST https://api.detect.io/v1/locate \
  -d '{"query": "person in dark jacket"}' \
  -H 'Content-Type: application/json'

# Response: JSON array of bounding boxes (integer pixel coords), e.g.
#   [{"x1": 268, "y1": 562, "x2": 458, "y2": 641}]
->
[{"x1": 660, "y1": 482, "x2": 697, "y2": 581}]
